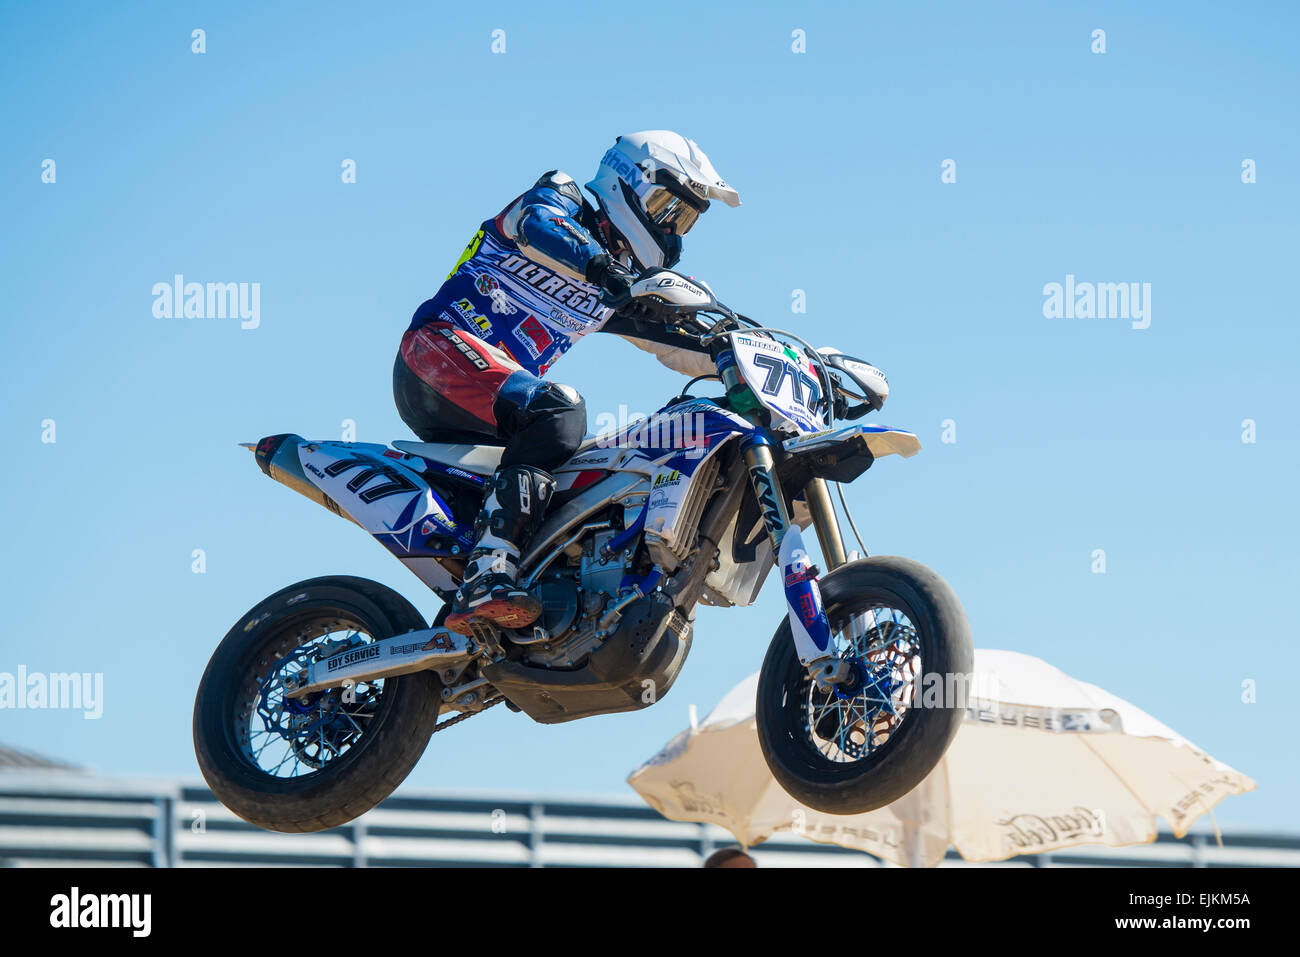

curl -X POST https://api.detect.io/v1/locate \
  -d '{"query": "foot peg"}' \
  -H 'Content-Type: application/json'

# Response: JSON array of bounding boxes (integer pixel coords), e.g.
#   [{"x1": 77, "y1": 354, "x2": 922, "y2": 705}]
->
[{"x1": 467, "y1": 619, "x2": 505, "y2": 658}]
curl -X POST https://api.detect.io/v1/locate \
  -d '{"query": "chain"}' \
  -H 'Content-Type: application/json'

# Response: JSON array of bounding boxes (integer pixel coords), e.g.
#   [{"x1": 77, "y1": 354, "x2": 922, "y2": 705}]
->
[{"x1": 432, "y1": 694, "x2": 505, "y2": 733}]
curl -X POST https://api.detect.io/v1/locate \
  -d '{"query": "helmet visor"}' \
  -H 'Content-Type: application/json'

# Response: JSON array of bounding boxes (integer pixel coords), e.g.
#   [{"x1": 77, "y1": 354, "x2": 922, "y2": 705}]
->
[{"x1": 643, "y1": 189, "x2": 705, "y2": 236}]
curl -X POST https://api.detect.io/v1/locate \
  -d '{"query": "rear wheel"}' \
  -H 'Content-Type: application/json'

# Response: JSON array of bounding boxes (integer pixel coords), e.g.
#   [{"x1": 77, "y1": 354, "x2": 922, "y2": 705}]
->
[
  {"x1": 756, "y1": 556, "x2": 972, "y2": 815},
  {"x1": 193, "y1": 576, "x2": 442, "y2": 833}
]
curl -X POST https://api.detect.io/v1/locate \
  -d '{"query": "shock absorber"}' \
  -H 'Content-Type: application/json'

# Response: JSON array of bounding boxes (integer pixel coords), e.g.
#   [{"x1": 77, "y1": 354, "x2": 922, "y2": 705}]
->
[{"x1": 740, "y1": 436, "x2": 790, "y2": 552}]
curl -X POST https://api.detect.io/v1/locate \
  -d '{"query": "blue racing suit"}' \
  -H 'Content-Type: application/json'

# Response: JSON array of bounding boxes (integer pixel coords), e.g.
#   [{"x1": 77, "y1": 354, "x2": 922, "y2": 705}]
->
[{"x1": 393, "y1": 170, "x2": 711, "y2": 471}]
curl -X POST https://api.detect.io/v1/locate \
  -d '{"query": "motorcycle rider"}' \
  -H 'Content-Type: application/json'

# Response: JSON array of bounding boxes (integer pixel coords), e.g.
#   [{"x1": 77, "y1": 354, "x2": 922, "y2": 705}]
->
[{"x1": 393, "y1": 131, "x2": 741, "y2": 635}]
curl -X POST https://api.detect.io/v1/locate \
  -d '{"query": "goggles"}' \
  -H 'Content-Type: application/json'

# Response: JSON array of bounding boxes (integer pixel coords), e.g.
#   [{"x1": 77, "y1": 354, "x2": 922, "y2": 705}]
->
[{"x1": 643, "y1": 183, "x2": 709, "y2": 236}]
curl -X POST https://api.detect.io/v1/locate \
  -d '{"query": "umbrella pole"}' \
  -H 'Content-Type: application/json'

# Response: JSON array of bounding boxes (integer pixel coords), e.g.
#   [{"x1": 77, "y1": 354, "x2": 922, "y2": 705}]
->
[
  {"x1": 904, "y1": 822, "x2": 922, "y2": 868},
  {"x1": 1209, "y1": 810, "x2": 1223, "y2": 848}
]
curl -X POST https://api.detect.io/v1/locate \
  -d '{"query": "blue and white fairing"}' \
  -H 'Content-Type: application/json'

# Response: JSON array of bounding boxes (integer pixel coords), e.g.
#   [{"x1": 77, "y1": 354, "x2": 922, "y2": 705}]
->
[
  {"x1": 295, "y1": 443, "x2": 470, "y2": 556},
  {"x1": 252, "y1": 434, "x2": 479, "y2": 592},
  {"x1": 552, "y1": 399, "x2": 752, "y2": 559},
  {"x1": 293, "y1": 442, "x2": 449, "y2": 535}
]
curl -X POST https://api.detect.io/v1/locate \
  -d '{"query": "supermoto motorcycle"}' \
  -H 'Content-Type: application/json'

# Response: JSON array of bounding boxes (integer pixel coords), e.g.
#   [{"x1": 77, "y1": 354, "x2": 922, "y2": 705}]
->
[{"x1": 193, "y1": 269, "x2": 973, "y2": 833}]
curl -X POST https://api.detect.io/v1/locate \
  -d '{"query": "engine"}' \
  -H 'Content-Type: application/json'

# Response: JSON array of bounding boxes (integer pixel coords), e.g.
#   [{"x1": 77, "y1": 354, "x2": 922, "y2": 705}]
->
[{"x1": 518, "y1": 527, "x2": 630, "y2": 669}]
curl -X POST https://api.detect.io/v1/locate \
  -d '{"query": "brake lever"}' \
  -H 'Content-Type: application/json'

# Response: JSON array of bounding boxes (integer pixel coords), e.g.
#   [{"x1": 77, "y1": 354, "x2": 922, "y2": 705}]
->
[{"x1": 697, "y1": 313, "x2": 737, "y2": 346}]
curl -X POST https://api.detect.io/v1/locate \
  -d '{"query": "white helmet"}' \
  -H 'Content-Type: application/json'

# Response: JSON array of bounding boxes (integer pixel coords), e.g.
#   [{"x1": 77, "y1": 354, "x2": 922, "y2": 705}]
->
[{"x1": 585, "y1": 131, "x2": 740, "y2": 271}]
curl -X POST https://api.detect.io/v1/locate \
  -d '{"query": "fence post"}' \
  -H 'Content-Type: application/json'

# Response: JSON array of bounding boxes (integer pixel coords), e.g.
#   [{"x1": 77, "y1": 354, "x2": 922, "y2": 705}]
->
[
  {"x1": 529, "y1": 803, "x2": 544, "y2": 868},
  {"x1": 699, "y1": 823, "x2": 713, "y2": 865},
  {"x1": 353, "y1": 817, "x2": 368, "y2": 868},
  {"x1": 153, "y1": 796, "x2": 177, "y2": 868}
]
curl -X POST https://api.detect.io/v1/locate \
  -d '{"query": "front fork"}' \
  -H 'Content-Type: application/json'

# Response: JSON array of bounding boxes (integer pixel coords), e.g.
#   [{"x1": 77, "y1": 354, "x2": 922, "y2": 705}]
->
[{"x1": 742, "y1": 441, "x2": 850, "y2": 687}]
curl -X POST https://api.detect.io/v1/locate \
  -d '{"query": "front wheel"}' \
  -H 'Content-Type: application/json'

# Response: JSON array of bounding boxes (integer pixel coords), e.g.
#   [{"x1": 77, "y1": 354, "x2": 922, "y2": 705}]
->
[
  {"x1": 193, "y1": 576, "x2": 443, "y2": 833},
  {"x1": 756, "y1": 556, "x2": 973, "y2": 815}
]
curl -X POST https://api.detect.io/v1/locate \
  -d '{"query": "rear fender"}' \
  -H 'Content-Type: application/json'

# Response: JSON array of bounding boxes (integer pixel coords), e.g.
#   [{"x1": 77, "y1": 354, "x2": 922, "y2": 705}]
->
[{"x1": 251, "y1": 434, "x2": 465, "y2": 548}]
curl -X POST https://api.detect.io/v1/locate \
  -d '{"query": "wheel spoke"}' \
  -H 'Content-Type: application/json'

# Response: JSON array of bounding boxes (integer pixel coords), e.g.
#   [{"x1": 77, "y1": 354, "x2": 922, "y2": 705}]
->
[
  {"x1": 236, "y1": 619, "x2": 387, "y2": 779},
  {"x1": 800, "y1": 603, "x2": 921, "y2": 765}
]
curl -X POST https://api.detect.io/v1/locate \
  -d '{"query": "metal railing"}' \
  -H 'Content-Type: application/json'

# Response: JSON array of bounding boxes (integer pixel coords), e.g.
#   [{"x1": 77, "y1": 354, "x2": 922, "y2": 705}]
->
[{"x1": 0, "y1": 770, "x2": 1293, "y2": 868}]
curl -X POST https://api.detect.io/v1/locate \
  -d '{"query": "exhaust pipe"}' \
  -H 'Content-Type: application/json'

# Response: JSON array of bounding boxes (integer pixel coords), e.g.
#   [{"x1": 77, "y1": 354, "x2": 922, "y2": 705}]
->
[{"x1": 244, "y1": 434, "x2": 359, "y2": 526}]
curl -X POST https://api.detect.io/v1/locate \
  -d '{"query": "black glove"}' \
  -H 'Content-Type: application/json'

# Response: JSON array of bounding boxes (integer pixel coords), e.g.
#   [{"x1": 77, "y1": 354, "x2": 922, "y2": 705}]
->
[
  {"x1": 587, "y1": 254, "x2": 666, "y2": 330},
  {"x1": 618, "y1": 299, "x2": 669, "y2": 332},
  {"x1": 586, "y1": 254, "x2": 635, "y2": 305}
]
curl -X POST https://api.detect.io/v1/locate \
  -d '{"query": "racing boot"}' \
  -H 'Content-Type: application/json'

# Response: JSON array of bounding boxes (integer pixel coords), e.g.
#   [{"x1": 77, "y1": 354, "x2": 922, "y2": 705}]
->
[{"x1": 445, "y1": 464, "x2": 555, "y2": 635}]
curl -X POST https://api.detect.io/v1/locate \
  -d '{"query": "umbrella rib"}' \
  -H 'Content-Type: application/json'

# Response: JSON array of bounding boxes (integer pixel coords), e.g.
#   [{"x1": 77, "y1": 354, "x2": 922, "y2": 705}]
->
[
  {"x1": 1076, "y1": 735, "x2": 1159, "y2": 837},
  {"x1": 1141, "y1": 760, "x2": 1253, "y2": 839}
]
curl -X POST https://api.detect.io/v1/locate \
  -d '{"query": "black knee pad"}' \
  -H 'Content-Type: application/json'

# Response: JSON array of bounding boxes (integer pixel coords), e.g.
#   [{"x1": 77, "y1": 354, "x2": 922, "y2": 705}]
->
[{"x1": 500, "y1": 382, "x2": 587, "y2": 470}]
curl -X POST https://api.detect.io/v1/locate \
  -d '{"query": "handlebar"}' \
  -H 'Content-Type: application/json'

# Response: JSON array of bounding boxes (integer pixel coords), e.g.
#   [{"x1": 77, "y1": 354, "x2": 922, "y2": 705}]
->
[{"x1": 613, "y1": 268, "x2": 876, "y2": 429}]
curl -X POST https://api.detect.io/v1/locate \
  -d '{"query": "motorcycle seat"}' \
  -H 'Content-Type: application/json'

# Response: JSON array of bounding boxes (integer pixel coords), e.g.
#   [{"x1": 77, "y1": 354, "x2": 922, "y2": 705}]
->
[
  {"x1": 396, "y1": 431, "x2": 619, "y2": 476},
  {"x1": 392, "y1": 441, "x2": 505, "y2": 475}
]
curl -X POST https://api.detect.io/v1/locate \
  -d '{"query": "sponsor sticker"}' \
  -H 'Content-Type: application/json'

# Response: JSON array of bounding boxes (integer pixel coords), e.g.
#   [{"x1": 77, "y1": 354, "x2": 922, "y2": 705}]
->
[
  {"x1": 326, "y1": 645, "x2": 381, "y2": 672},
  {"x1": 437, "y1": 327, "x2": 490, "y2": 370},
  {"x1": 422, "y1": 633, "x2": 456, "y2": 652},
  {"x1": 549, "y1": 308, "x2": 588, "y2": 332},
  {"x1": 652, "y1": 469, "x2": 682, "y2": 488},
  {"x1": 512, "y1": 314, "x2": 554, "y2": 359},
  {"x1": 452, "y1": 297, "x2": 493, "y2": 336},
  {"x1": 389, "y1": 641, "x2": 427, "y2": 657}
]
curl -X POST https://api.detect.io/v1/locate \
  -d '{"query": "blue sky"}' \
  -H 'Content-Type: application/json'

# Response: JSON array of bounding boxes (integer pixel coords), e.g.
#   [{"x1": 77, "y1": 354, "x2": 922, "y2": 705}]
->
[{"x1": 2, "y1": 1, "x2": 1296, "y2": 830}]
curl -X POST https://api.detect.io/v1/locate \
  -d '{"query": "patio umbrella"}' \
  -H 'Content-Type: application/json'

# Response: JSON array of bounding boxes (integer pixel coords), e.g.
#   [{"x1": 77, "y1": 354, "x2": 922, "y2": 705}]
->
[{"x1": 628, "y1": 650, "x2": 1255, "y2": 866}]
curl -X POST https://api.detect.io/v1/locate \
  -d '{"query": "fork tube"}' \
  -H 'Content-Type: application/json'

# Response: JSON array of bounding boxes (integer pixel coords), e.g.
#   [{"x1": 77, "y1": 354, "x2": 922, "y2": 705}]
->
[
  {"x1": 803, "y1": 477, "x2": 848, "y2": 571},
  {"x1": 742, "y1": 442, "x2": 790, "y2": 552}
]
